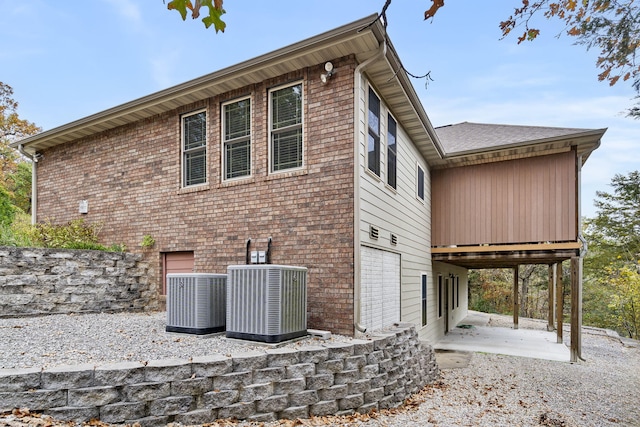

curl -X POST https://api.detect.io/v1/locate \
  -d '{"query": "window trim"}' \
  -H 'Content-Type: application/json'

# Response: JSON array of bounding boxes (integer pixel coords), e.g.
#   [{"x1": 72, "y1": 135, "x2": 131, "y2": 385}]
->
[
  {"x1": 222, "y1": 96, "x2": 252, "y2": 182},
  {"x1": 421, "y1": 273, "x2": 428, "y2": 327},
  {"x1": 387, "y1": 114, "x2": 397, "y2": 190},
  {"x1": 181, "y1": 108, "x2": 208, "y2": 188},
  {"x1": 416, "y1": 163, "x2": 425, "y2": 201},
  {"x1": 268, "y1": 81, "x2": 304, "y2": 174},
  {"x1": 437, "y1": 274, "x2": 443, "y2": 319},
  {"x1": 367, "y1": 87, "x2": 381, "y2": 177}
]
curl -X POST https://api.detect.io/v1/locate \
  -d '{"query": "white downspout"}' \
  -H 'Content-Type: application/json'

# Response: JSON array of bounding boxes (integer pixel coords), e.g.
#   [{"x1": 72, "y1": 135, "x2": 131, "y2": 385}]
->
[
  {"x1": 17, "y1": 144, "x2": 37, "y2": 225},
  {"x1": 353, "y1": 41, "x2": 387, "y2": 334}
]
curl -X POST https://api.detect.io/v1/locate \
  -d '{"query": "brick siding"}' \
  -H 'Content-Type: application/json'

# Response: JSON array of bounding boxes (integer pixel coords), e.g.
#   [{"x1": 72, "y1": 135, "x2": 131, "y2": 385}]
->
[{"x1": 35, "y1": 56, "x2": 357, "y2": 335}]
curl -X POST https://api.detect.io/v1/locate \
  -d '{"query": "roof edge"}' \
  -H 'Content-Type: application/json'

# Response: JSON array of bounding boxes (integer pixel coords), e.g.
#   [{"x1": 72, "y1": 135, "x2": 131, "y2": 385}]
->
[{"x1": 12, "y1": 14, "x2": 380, "y2": 151}]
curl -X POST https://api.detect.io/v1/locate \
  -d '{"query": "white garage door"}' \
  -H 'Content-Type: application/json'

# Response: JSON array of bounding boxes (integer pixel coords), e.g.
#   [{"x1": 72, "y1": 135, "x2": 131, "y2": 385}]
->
[{"x1": 360, "y1": 246, "x2": 400, "y2": 331}]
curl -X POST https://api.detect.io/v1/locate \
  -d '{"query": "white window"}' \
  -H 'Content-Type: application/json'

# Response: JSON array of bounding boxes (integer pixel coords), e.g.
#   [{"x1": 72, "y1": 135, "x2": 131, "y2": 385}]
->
[
  {"x1": 437, "y1": 275, "x2": 443, "y2": 319},
  {"x1": 417, "y1": 164, "x2": 425, "y2": 201},
  {"x1": 270, "y1": 82, "x2": 303, "y2": 172},
  {"x1": 421, "y1": 273, "x2": 428, "y2": 326},
  {"x1": 367, "y1": 88, "x2": 381, "y2": 176},
  {"x1": 222, "y1": 97, "x2": 251, "y2": 180},
  {"x1": 181, "y1": 110, "x2": 207, "y2": 187},
  {"x1": 387, "y1": 114, "x2": 397, "y2": 189}
]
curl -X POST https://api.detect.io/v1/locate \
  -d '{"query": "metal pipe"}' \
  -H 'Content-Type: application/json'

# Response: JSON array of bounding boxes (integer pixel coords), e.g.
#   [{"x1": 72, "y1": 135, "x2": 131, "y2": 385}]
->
[{"x1": 17, "y1": 144, "x2": 37, "y2": 225}]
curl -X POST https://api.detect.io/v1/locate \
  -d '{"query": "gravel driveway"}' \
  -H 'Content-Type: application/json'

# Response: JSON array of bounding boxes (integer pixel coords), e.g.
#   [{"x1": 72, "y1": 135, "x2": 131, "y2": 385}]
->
[{"x1": 1, "y1": 312, "x2": 638, "y2": 427}]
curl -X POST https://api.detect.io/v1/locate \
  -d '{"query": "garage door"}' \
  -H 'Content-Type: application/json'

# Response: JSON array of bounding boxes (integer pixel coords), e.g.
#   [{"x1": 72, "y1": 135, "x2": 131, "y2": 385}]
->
[
  {"x1": 360, "y1": 246, "x2": 400, "y2": 331},
  {"x1": 162, "y1": 251, "x2": 194, "y2": 294}
]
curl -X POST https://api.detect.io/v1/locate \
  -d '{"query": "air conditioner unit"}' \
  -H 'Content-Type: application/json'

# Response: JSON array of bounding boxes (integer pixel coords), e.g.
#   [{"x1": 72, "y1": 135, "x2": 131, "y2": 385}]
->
[
  {"x1": 166, "y1": 273, "x2": 226, "y2": 335},
  {"x1": 226, "y1": 265, "x2": 307, "y2": 343}
]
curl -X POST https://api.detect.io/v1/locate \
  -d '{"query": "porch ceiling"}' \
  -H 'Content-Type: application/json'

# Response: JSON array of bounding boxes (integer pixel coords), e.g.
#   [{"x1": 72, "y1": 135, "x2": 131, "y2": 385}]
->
[{"x1": 431, "y1": 242, "x2": 581, "y2": 269}]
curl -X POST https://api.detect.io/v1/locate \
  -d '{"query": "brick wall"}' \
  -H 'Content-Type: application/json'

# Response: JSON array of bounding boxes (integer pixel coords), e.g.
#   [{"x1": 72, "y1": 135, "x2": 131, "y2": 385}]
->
[
  {"x1": 0, "y1": 324, "x2": 440, "y2": 424},
  {"x1": 0, "y1": 247, "x2": 154, "y2": 316},
  {"x1": 35, "y1": 57, "x2": 357, "y2": 335}
]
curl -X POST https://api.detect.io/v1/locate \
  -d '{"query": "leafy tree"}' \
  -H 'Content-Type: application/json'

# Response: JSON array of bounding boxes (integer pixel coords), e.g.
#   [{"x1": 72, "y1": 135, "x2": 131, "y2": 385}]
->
[
  {"x1": 6, "y1": 161, "x2": 32, "y2": 214},
  {"x1": 0, "y1": 82, "x2": 40, "y2": 213},
  {"x1": 583, "y1": 170, "x2": 640, "y2": 338},
  {"x1": 607, "y1": 265, "x2": 640, "y2": 339},
  {"x1": 498, "y1": 0, "x2": 640, "y2": 117},
  {"x1": 0, "y1": 186, "x2": 16, "y2": 226},
  {"x1": 167, "y1": 0, "x2": 640, "y2": 116},
  {"x1": 585, "y1": 171, "x2": 640, "y2": 267}
]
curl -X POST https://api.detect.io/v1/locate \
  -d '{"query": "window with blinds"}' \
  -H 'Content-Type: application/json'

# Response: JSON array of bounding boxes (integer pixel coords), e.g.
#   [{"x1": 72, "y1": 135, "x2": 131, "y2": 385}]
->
[
  {"x1": 367, "y1": 88, "x2": 381, "y2": 176},
  {"x1": 182, "y1": 110, "x2": 207, "y2": 187},
  {"x1": 223, "y1": 98, "x2": 251, "y2": 180},
  {"x1": 270, "y1": 83, "x2": 303, "y2": 172}
]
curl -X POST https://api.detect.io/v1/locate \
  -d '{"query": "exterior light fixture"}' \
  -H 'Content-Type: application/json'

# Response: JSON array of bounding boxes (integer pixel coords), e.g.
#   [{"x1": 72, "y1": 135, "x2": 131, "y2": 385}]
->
[{"x1": 320, "y1": 61, "x2": 334, "y2": 84}]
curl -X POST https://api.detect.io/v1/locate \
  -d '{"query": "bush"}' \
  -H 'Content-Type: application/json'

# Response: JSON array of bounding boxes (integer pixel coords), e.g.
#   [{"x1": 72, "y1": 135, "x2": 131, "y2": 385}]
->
[
  {"x1": 0, "y1": 217, "x2": 127, "y2": 252},
  {"x1": 33, "y1": 218, "x2": 102, "y2": 249},
  {"x1": 0, "y1": 187, "x2": 16, "y2": 227},
  {"x1": 0, "y1": 211, "x2": 37, "y2": 247}
]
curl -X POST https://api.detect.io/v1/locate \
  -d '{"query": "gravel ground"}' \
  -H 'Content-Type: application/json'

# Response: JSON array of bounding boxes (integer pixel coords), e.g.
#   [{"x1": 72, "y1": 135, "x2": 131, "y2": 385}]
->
[
  {"x1": 0, "y1": 311, "x2": 638, "y2": 427},
  {"x1": 0, "y1": 311, "x2": 353, "y2": 370}
]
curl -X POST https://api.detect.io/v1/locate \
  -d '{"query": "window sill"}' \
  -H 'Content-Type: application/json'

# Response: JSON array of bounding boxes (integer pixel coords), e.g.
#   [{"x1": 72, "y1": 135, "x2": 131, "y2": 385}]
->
[
  {"x1": 220, "y1": 176, "x2": 256, "y2": 188},
  {"x1": 178, "y1": 183, "x2": 210, "y2": 195},
  {"x1": 364, "y1": 167, "x2": 382, "y2": 182},
  {"x1": 266, "y1": 168, "x2": 308, "y2": 181}
]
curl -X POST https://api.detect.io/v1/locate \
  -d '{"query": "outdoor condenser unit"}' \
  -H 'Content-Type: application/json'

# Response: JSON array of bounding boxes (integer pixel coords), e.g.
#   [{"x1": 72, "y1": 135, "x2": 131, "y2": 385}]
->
[
  {"x1": 166, "y1": 273, "x2": 226, "y2": 335},
  {"x1": 226, "y1": 264, "x2": 307, "y2": 343}
]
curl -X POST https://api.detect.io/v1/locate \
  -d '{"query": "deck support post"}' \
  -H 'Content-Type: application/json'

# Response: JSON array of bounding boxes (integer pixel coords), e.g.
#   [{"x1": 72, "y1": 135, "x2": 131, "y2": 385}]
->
[
  {"x1": 513, "y1": 265, "x2": 519, "y2": 330},
  {"x1": 548, "y1": 264, "x2": 555, "y2": 331},
  {"x1": 556, "y1": 262, "x2": 563, "y2": 344},
  {"x1": 570, "y1": 256, "x2": 582, "y2": 362}
]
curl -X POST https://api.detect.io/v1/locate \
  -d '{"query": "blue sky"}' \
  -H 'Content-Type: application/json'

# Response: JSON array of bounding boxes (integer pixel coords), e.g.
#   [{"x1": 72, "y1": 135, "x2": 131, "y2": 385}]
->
[{"x1": 1, "y1": 0, "x2": 638, "y2": 218}]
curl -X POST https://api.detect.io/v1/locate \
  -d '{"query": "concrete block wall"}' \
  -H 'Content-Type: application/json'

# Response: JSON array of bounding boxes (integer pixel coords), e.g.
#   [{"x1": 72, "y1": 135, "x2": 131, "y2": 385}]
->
[
  {"x1": 0, "y1": 247, "x2": 155, "y2": 317},
  {"x1": 0, "y1": 324, "x2": 439, "y2": 425}
]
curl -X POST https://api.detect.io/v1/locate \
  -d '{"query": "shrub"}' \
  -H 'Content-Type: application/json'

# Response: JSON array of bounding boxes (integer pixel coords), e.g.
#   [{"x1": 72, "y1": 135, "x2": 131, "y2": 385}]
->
[
  {"x1": 0, "y1": 187, "x2": 16, "y2": 227},
  {"x1": 33, "y1": 218, "x2": 102, "y2": 249},
  {"x1": 0, "y1": 211, "x2": 37, "y2": 247}
]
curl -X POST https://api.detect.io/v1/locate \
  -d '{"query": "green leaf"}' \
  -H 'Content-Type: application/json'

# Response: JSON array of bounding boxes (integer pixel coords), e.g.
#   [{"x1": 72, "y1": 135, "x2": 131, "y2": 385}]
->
[
  {"x1": 202, "y1": 2, "x2": 226, "y2": 32},
  {"x1": 167, "y1": 0, "x2": 191, "y2": 21}
]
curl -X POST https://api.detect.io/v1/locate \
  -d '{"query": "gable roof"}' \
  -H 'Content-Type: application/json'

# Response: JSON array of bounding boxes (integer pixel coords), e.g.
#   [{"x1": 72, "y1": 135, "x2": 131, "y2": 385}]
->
[
  {"x1": 432, "y1": 122, "x2": 606, "y2": 169},
  {"x1": 13, "y1": 14, "x2": 444, "y2": 165}
]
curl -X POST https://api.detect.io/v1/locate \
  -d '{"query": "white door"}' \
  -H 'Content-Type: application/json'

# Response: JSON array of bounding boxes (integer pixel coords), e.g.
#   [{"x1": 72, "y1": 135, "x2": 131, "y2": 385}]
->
[{"x1": 360, "y1": 246, "x2": 400, "y2": 331}]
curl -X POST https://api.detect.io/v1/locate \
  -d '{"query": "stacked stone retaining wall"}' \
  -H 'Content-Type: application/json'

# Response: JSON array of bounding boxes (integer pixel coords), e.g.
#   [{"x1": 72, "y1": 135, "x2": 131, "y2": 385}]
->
[
  {"x1": 0, "y1": 247, "x2": 155, "y2": 316},
  {"x1": 0, "y1": 324, "x2": 439, "y2": 425}
]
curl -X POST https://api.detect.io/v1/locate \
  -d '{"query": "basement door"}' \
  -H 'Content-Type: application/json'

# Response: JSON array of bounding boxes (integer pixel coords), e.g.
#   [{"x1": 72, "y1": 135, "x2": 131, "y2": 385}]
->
[
  {"x1": 161, "y1": 251, "x2": 194, "y2": 295},
  {"x1": 360, "y1": 246, "x2": 401, "y2": 331}
]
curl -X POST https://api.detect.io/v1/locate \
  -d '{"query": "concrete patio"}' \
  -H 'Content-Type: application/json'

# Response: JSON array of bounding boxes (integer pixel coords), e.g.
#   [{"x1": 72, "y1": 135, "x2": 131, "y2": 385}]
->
[{"x1": 434, "y1": 311, "x2": 571, "y2": 363}]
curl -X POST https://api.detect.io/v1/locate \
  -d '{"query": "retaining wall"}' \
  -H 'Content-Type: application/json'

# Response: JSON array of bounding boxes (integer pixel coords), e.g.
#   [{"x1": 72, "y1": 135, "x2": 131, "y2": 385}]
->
[
  {"x1": 0, "y1": 324, "x2": 439, "y2": 425},
  {"x1": 0, "y1": 247, "x2": 155, "y2": 316}
]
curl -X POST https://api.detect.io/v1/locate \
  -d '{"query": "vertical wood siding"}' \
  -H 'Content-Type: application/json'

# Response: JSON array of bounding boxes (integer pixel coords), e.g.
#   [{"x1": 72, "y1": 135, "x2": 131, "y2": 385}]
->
[{"x1": 432, "y1": 151, "x2": 577, "y2": 247}]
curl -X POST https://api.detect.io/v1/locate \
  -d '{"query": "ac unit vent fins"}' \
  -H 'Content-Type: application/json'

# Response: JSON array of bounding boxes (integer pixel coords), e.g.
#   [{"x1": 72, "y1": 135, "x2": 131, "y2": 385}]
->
[
  {"x1": 166, "y1": 273, "x2": 227, "y2": 335},
  {"x1": 226, "y1": 264, "x2": 308, "y2": 343},
  {"x1": 369, "y1": 225, "x2": 379, "y2": 240},
  {"x1": 391, "y1": 234, "x2": 398, "y2": 245}
]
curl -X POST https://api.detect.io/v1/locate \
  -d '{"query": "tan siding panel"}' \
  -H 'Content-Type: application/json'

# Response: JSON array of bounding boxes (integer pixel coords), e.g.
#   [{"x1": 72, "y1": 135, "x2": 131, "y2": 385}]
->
[{"x1": 432, "y1": 151, "x2": 578, "y2": 246}]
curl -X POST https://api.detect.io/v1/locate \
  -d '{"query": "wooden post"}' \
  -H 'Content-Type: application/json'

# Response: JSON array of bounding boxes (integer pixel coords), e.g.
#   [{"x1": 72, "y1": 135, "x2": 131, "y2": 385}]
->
[
  {"x1": 513, "y1": 265, "x2": 519, "y2": 330},
  {"x1": 570, "y1": 256, "x2": 582, "y2": 362},
  {"x1": 548, "y1": 264, "x2": 555, "y2": 331},
  {"x1": 556, "y1": 262, "x2": 563, "y2": 344}
]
